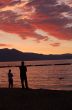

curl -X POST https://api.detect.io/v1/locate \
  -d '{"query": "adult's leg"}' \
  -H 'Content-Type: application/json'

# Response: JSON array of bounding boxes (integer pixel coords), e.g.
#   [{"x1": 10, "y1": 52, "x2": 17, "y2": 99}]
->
[
  {"x1": 9, "y1": 83, "x2": 10, "y2": 88},
  {"x1": 21, "y1": 79, "x2": 24, "y2": 88}
]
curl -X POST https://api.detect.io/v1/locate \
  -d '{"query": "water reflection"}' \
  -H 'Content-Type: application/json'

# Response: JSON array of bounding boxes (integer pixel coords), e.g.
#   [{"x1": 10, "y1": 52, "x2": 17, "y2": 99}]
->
[{"x1": 0, "y1": 60, "x2": 72, "y2": 90}]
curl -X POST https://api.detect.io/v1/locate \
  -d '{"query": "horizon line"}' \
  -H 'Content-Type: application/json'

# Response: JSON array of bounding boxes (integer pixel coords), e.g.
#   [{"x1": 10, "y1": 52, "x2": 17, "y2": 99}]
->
[{"x1": 0, "y1": 48, "x2": 72, "y2": 55}]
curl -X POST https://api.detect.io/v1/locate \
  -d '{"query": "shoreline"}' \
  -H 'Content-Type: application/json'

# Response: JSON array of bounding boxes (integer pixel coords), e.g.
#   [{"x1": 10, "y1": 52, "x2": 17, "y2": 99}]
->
[{"x1": 0, "y1": 88, "x2": 72, "y2": 110}]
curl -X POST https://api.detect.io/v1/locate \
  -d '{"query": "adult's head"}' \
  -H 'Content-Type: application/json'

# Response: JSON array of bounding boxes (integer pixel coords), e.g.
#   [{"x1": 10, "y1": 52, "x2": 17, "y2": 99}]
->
[{"x1": 21, "y1": 61, "x2": 25, "y2": 66}]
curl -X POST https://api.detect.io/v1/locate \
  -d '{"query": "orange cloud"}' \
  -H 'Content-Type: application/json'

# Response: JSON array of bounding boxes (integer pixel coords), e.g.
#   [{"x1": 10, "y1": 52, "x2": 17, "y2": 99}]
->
[
  {"x1": 50, "y1": 43, "x2": 60, "y2": 47},
  {"x1": 31, "y1": 20, "x2": 72, "y2": 40},
  {"x1": 0, "y1": 43, "x2": 11, "y2": 47},
  {"x1": 0, "y1": 21, "x2": 48, "y2": 41}
]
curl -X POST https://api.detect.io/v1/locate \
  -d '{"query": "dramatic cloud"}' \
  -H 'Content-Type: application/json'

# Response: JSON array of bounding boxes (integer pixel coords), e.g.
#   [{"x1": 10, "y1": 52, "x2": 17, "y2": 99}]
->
[
  {"x1": 28, "y1": 0, "x2": 72, "y2": 40},
  {"x1": 0, "y1": 0, "x2": 72, "y2": 42}
]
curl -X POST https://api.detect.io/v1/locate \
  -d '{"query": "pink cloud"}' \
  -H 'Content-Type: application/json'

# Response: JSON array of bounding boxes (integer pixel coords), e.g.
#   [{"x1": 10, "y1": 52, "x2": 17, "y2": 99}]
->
[{"x1": 0, "y1": 0, "x2": 72, "y2": 42}]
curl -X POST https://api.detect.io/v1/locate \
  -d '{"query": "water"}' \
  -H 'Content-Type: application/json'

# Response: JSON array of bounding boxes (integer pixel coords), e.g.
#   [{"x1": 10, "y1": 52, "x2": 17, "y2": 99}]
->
[{"x1": 0, "y1": 59, "x2": 72, "y2": 90}]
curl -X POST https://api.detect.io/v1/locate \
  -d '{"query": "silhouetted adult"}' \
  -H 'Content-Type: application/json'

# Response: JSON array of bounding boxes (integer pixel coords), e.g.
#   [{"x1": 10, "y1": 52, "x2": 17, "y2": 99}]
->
[
  {"x1": 8, "y1": 69, "x2": 13, "y2": 88},
  {"x1": 19, "y1": 61, "x2": 28, "y2": 89}
]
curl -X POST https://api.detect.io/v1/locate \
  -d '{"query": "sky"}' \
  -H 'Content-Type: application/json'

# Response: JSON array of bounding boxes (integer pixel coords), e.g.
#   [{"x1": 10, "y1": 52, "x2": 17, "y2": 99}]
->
[{"x1": 0, "y1": 0, "x2": 72, "y2": 54}]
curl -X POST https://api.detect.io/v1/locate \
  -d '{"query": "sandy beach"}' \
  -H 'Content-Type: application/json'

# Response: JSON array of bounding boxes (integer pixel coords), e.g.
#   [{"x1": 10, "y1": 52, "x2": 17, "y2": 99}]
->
[{"x1": 0, "y1": 88, "x2": 72, "y2": 110}]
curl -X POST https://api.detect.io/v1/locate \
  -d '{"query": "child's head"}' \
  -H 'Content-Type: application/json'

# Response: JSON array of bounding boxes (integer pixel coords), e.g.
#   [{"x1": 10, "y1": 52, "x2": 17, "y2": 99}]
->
[{"x1": 9, "y1": 69, "x2": 11, "y2": 73}]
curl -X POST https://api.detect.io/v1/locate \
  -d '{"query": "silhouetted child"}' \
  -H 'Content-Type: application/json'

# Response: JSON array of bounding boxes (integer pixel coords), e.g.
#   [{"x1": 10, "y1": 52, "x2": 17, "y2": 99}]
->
[{"x1": 8, "y1": 69, "x2": 13, "y2": 88}]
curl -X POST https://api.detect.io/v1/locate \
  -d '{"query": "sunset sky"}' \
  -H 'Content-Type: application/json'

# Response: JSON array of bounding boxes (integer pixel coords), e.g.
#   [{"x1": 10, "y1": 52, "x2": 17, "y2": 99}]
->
[{"x1": 0, "y1": 0, "x2": 72, "y2": 54}]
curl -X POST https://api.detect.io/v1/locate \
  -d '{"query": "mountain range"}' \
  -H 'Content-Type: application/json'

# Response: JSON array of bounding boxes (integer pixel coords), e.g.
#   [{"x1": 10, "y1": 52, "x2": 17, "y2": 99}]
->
[{"x1": 0, "y1": 48, "x2": 72, "y2": 61}]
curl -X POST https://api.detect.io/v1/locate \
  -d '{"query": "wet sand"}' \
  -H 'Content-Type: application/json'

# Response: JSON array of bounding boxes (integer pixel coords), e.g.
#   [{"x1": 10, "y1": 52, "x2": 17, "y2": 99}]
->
[{"x1": 0, "y1": 88, "x2": 72, "y2": 110}]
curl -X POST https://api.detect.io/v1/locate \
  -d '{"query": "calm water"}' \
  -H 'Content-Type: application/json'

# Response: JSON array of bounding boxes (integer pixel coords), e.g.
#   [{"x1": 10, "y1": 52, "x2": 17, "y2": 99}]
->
[{"x1": 0, "y1": 59, "x2": 72, "y2": 90}]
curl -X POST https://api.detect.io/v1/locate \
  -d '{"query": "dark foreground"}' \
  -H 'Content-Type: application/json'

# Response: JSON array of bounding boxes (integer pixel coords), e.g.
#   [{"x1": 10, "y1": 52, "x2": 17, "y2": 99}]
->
[{"x1": 0, "y1": 88, "x2": 72, "y2": 110}]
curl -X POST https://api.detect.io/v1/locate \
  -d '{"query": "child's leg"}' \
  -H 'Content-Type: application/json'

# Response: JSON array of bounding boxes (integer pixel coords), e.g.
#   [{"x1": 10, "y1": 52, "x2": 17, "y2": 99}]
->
[
  {"x1": 25, "y1": 77, "x2": 28, "y2": 89},
  {"x1": 11, "y1": 80, "x2": 13, "y2": 88},
  {"x1": 8, "y1": 80, "x2": 10, "y2": 88}
]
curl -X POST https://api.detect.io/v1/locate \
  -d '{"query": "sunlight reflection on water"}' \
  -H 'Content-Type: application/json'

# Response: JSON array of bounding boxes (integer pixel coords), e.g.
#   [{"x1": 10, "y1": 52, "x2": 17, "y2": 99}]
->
[{"x1": 0, "y1": 59, "x2": 72, "y2": 90}]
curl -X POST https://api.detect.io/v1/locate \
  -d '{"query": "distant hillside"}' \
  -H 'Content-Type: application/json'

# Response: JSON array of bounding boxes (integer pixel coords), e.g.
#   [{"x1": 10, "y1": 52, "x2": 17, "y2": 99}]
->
[{"x1": 0, "y1": 48, "x2": 72, "y2": 61}]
